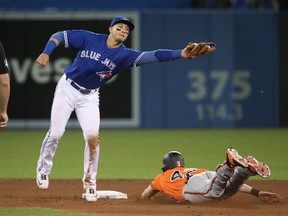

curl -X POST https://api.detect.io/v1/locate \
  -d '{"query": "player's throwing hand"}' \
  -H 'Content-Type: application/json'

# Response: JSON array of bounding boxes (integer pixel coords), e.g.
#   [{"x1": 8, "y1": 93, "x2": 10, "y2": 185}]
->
[{"x1": 36, "y1": 53, "x2": 50, "y2": 67}]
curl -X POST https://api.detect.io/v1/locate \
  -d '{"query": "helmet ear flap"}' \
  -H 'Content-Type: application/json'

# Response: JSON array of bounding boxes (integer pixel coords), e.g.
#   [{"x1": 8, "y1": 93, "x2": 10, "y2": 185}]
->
[{"x1": 161, "y1": 151, "x2": 185, "y2": 172}]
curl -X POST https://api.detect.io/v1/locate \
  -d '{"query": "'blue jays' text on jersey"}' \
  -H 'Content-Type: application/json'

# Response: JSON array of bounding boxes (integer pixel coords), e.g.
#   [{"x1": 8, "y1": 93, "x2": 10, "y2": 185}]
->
[{"x1": 63, "y1": 30, "x2": 142, "y2": 89}]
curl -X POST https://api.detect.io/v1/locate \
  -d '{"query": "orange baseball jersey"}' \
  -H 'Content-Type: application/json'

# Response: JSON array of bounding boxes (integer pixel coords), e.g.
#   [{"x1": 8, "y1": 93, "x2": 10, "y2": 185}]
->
[{"x1": 150, "y1": 167, "x2": 208, "y2": 202}]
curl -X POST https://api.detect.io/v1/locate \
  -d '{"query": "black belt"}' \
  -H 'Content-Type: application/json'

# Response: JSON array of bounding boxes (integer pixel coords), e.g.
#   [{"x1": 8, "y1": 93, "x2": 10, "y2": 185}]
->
[{"x1": 66, "y1": 77, "x2": 93, "y2": 95}]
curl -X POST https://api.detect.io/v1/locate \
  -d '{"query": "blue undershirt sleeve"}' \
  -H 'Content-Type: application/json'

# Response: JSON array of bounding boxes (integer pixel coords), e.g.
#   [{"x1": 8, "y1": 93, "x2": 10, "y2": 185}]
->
[
  {"x1": 136, "y1": 49, "x2": 182, "y2": 66},
  {"x1": 43, "y1": 32, "x2": 64, "y2": 56}
]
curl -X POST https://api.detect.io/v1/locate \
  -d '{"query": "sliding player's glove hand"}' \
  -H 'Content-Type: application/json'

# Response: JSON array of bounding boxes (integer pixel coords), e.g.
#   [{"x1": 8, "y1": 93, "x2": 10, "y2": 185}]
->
[
  {"x1": 183, "y1": 42, "x2": 216, "y2": 59},
  {"x1": 258, "y1": 191, "x2": 281, "y2": 203}
]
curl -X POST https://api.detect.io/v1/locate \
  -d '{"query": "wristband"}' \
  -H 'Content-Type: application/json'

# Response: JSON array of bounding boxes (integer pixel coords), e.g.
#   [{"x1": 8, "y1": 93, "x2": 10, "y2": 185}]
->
[
  {"x1": 43, "y1": 40, "x2": 57, "y2": 56},
  {"x1": 154, "y1": 49, "x2": 182, "y2": 61},
  {"x1": 171, "y1": 50, "x2": 182, "y2": 59},
  {"x1": 250, "y1": 188, "x2": 260, "y2": 197}
]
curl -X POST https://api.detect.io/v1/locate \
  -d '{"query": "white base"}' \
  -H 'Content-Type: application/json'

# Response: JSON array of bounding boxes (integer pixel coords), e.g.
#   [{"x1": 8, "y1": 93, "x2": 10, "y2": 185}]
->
[{"x1": 82, "y1": 190, "x2": 128, "y2": 199}]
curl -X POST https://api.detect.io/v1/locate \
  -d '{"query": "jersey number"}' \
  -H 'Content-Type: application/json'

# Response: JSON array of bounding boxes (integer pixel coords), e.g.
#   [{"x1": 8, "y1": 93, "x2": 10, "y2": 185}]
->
[{"x1": 170, "y1": 170, "x2": 184, "y2": 182}]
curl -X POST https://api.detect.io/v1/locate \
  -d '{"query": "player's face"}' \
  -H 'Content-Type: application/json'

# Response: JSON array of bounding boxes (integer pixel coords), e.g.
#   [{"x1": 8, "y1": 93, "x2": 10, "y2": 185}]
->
[{"x1": 110, "y1": 23, "x2": 130, "y2": 43}]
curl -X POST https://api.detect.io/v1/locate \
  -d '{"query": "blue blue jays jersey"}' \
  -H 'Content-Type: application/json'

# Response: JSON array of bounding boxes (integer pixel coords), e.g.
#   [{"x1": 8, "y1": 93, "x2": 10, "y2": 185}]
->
[{"x1": 63, "y1": 30, "x2": 142, "y2": 89}]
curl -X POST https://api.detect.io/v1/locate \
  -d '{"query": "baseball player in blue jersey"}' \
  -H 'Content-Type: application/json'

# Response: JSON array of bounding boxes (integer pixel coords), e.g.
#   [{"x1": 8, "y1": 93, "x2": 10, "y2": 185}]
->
[
  {"x1": 35, "y1": 16, "x2": 216, "y2": 202},
  {"x1": 0, "y1": 41, "x2": 10, "y2": 129}
]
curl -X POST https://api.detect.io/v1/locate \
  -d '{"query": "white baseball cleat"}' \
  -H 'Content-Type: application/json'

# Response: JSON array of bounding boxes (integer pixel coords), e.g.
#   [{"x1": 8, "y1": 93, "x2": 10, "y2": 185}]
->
[
  {"x1": 36, "y1": 172, "x2": 49, "y2": 190},
  {"x1": 85, "y1": 188, "x2": 97, "y2": 202}
]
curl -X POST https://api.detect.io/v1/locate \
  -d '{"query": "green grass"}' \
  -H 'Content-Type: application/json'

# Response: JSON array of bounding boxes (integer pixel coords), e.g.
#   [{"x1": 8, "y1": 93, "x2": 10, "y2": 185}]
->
[
  {"x1": 0, "y1": 129, "x2": 287, "y2": 180},
  {"x1": 0, "y1": 208, "x2": 96, "y2": 216}
]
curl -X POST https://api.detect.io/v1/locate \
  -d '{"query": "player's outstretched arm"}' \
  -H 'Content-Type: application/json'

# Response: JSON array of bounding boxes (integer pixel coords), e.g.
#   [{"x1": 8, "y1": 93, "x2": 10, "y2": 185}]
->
[
  {"x1": 141, "y1": 185, "x2": 159, "y2": 200},
  {"x1": 239, "y1": 183, "x2": 281, "y2": 203},
  {"x1": 136, "y1": 41, "x2": 216, "y2": 66}
]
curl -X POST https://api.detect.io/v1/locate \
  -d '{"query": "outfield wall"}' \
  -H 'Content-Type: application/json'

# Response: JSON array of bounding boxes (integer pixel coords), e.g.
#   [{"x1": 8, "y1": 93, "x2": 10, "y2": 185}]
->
[
  {"x1": 0, "y1": 11, "x2": 284, "y2": 129},
  {"x1": 140, "y1": 11, "x2": 279, "y2": 128}
]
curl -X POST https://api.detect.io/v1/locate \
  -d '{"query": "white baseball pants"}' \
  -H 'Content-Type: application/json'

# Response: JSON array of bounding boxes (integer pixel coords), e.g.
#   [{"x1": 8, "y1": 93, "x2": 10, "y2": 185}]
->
[{"x1": 36, "y1": 74, "x2": 100, "y2": 190}]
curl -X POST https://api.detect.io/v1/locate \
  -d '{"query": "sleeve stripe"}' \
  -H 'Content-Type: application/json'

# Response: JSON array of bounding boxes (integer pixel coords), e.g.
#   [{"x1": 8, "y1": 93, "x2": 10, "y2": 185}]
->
[
  {"x1": 63, "y1": 31, "x2": 68, "y2": 48},
  {"x1": 133, "y1": 52, "x2": 145, "y2": 67}
]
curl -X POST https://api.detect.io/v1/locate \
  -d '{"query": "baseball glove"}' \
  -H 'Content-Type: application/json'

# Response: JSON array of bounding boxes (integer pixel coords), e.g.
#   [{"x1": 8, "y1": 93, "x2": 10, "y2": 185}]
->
[
  {"x1": 258, "y1": 191, "x2": 281, "y2": 203},
  {"x1": 183, "y1": 42, "x2": 216, "y2": 59}
]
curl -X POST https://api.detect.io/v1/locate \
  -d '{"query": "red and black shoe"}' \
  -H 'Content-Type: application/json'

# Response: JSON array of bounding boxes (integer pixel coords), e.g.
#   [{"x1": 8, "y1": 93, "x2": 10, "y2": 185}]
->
[
  {"x1": 226, "y1": 147, "x2": 248, "y2": 168},
  {"x1": 246, "y1": 156, "x2": 271, "y2": 178}
]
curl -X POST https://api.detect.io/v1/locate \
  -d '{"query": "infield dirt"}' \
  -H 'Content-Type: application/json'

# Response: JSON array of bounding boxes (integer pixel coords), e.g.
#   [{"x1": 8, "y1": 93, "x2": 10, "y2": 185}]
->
[{"x1": 0, "y1": 179, "x2": 287, "y2": 216}]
